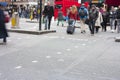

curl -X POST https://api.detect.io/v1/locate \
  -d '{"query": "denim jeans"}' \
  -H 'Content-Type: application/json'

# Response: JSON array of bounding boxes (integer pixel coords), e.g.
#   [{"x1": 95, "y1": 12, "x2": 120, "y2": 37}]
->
[
  {"x1": 45, "y1": 16, "x2": 52, "y2": 30},
  {"x1": 110, "y1": 18, "x2": 115, "y2": 30},
  {"x1": 89, "y1": 21, "x2": 95, "y2": 34},
  {"x1": 117, "y1": 19, "x2": 120, "y2": 33}
]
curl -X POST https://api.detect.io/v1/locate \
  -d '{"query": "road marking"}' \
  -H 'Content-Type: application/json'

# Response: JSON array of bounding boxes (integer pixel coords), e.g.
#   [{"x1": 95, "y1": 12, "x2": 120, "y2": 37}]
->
[
  {"x1": 58, "y1": 59, "x2": 64, "y2": 62},
  {"x1": 8, "y1": 40, "x2": 11, "y2": 42},
  {"x1": 15, "y1": 66, "x2": 22, "y2": 69},
  {"x1": 57, "y1": 52, "x2": 62, "y2": 55},
  {"x1": 66, "y1": 49, "x2": 71, "y2": 51},
  {"x1": 74, "y1": 46, "x2": 79, "y2": 48},
  {"x1": 61, "y1": 37, "x2": 65, "y2": 39},
  {"x1": 82, "y1": 44, "x2": 86, "y2": 46},
  {"x1": 46, "y1": 56, "x2": 51, "y2": 59},
  {"x1": 32, "y1": 60, "x2": 38, "y2": 63},
  {"x1": 17, "y1": 38, "x2": 22, "y2": 40},
  {"x1": 49, "y1": 36, "x2": 59, "y2": 39}
]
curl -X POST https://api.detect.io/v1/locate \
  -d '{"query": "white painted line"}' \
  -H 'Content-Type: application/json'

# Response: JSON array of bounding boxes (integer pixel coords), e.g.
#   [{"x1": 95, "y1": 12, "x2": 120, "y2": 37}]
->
[
  {"x1": 74, "y1": 46, "x2": 79, "y2": 48},
  {"x1": 82, "y1": 44, "x2": 86, "y2": 46},
  {"x1": 61, "y1": 37, "x2": 65, "y2": 39},
  {"x1": 66, "y1": 49, "x2": 71, "y2": 51},
  {"x1": 17, "y1": 38, "x2": 22, "y2": 40},
  {"x1": 32, "y1": 60, "x2": 38, "y2": 63},
  {"x1": 15, "y1": 66, "x2": 22, "y2": 69},
  {"x1": 46, "y1": 56, "x2": 51, "y2": 59},
  {"x1": 44, "y1": 36, "x2": 49, "y2": 38},
  {"x1": 58, "y1": 59, "x2": 64, "y2": 62},
  {"x1": 8, "y1": 40, "x2": 11, "y2": 42},
  {"x1": 57, "y1": 52, "x2": 62, "y2": 55}
]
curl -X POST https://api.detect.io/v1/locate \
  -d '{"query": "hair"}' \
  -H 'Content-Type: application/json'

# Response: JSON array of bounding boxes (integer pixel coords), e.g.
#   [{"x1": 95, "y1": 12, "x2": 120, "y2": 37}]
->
[{"x1": 70, "y1": 5, "x2": 77, "y2": 14}]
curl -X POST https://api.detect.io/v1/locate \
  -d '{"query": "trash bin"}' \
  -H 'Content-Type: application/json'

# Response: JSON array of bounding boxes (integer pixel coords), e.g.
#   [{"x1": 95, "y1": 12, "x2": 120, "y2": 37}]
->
[{"x1": 11, "y1": 12, "x2": 19, "y2": 28}]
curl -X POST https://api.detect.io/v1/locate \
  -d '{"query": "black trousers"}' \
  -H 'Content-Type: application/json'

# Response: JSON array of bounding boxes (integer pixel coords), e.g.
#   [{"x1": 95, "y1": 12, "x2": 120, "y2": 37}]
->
[
  {"x1": 3, "y1": 37, "x2": 6, "y2": 42},
  {"x1": 89, "y1": 21, "x2": 95, "y2": 34},
  {"x1": 45, "y1": 16, "x2": 52, "y2": 30}
]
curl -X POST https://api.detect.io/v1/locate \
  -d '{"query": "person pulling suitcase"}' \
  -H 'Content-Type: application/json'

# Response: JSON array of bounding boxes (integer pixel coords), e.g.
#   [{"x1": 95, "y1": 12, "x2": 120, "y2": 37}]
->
[{"x1": 67, "y1": 5, "x2": 78, "y2": 34}]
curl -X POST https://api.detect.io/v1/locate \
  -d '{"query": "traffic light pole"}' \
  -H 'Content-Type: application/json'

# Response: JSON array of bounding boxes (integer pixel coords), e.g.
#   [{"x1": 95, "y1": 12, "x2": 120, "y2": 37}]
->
[{"x1": 39, "y1": 0, "x2": 42, "y2": 31}]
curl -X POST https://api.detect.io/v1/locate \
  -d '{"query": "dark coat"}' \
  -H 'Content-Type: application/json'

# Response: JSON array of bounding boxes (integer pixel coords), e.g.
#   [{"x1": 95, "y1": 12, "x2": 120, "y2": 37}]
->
[
  {"x1": 0, "y1": 9, "x2": 8, "y2": 38},
  {"x1": 43, "y1": 5, "x2": 54, "y2": 18}
]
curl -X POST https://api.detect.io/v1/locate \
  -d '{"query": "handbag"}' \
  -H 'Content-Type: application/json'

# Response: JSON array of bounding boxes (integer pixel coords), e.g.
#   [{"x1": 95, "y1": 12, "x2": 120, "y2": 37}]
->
[
  {"x1": 85, "y1": 19, "x2": 89, "y2": 25},
  {"x1": 5, "y1": 15, "x2": 10, "y2": 23}
]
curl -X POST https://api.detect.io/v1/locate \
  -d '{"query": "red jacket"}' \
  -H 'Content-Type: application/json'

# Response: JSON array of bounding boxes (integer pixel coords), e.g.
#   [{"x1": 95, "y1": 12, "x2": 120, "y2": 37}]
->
[{"x1": 68, "y1": 11, "x2": 77, "y2": 20}]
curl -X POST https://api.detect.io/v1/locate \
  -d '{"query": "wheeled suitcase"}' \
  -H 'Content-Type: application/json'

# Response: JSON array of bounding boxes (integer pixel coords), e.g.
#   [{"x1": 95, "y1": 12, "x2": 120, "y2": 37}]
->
[
  {"x1": 67, "y1": 25, "x2": 75, "y2": 34},
  {"x1": 66, "y1": 19, "x2": 75, "y2": 34}
]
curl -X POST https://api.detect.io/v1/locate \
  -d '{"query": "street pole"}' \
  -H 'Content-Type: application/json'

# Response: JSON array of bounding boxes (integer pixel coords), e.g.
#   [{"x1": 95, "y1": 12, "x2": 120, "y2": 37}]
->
[
  {"x1": 39, "y1": 0, "x2": 42, "y2": 31},
  {"x1": 12, "y1": 0, "x2": 14, "y2": 14}
]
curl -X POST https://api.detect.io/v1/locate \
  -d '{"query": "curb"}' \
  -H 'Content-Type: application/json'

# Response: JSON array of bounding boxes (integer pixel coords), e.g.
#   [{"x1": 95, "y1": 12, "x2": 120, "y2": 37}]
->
[
  {"x1": 115, "y1": 37, "x2": 120, "y2": 42},
  {"x1": 26, "y1": 21, "x2": 39, "y2": 23},
  {"x1": 7, "y1": 29, "x2": 56, "y2": 35}
]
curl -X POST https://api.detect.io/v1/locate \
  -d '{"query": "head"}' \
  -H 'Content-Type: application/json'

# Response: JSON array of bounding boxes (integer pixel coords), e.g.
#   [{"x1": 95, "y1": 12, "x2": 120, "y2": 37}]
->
[
  {"x1": 0, "y1": 4, "x2": 4, "y2": 10},
  {"x1": 47, "y1": 1, "x2": 50, "y2": 6},
  {"x1": 111, "y1": 6, "x2": 114, "y2": 11},
  {"x1": 81, "y1": 3, "x2": 85, "y2": 8},
  {"x1": 118, "y1": 5, "x2": 120, "y2": 9},
  {"x1": 70, "y1": 5, "x2": 77, "y2": 14},
  {"x1": 91, "y1": 5, "x2": 96, "y2": 10}
]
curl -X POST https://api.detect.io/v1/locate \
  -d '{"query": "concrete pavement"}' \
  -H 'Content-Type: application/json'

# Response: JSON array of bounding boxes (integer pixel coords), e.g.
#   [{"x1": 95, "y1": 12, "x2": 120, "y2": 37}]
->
[
  {"x1": 6, "y1": 18, "x2": 56, "y2": 35},
  {"x1": 0, "y1": 18, "x2": 120, "y2": 80}
]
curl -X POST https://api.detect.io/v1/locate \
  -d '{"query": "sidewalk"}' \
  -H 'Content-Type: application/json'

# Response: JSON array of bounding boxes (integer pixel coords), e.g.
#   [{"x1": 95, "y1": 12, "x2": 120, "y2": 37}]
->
[{"x1": 6, "y1": 18, "x2": 56, "y2": 35}]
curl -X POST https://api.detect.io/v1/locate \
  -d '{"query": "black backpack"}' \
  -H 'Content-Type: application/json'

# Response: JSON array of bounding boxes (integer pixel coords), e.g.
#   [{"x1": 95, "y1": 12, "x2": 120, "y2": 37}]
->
[
  {"x1": 116, "y1": 9, "x2": 120, "y2": 19},
  {"x1": 79, "y1": 8, "x2": 87, "y2": 17}
]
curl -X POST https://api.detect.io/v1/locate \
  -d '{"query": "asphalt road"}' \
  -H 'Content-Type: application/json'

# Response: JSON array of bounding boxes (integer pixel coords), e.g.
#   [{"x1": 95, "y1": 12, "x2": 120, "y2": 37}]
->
[{"x1": 0, "y1": 20, "x2": 120, "y2": 80}]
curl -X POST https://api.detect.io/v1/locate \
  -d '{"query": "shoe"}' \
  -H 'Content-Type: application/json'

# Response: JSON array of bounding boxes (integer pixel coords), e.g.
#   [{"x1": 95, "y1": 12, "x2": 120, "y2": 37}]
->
[
  {"x1": 62, "y1": 24, "x2": 64, "y2": 27},
  {"x1": 91, "y1": 34, "x2": 94, "y2": 36}
]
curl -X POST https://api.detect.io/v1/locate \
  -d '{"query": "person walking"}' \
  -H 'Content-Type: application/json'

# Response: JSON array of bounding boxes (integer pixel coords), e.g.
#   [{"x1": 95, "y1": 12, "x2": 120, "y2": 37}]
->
[
  {"x1": 95, "y1": 7, "x2": 103, "y2": 33},
  {"x1": 88, "y1": 5, "x2": 98, "y2": 36},
  {"x1": 0, "y1": 4, "x2": 8, "y2": 44},
  {"x1": 101, "y1": 10, "x2": 108, "y2": 32},
  {"x1": 43, "y1": 1, "x2": 54, "y2": 30},
  {"x1": 109, "y1": 6, "x2": 116, "y2": 33},
  {"x1": 116, "y1": 5, "x2": 120, "y2": 33},
  {"x1": 68, "y1": 5, "x2": 78, "y2": 26},
  {"x1": 79, "y1": 3, "x2": 88, "y2": 33},
  {"x1": 57, "y1": 8, "x2": 64, "y2": 27}
]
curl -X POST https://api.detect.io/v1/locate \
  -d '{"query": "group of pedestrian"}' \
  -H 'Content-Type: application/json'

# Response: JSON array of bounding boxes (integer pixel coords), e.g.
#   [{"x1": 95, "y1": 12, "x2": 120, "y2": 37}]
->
[{"x1": 56, "y1": 3, "x2": 120, "y2": 36}]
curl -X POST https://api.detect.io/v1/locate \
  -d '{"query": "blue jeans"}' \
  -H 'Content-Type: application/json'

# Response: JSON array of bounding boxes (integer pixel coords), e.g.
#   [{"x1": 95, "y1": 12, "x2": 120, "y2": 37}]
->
[
  {"x1": 117, "y1": 19, "x2": 120, "y2": 33},
  {"x1": 89, "y1": 21, "x2": 95, "y2": 34},
  {"x1": 110, "y1": 18, "x2": 115, "y2": 30}
]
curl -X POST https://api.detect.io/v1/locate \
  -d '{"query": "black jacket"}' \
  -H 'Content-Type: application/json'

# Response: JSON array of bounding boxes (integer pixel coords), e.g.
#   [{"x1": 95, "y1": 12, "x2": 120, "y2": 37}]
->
[
  {"x1": 116, "y1": 9, "x2": 120, "y2": 19},
  {"x1": 43, "y1": 5, "x2": 54, "y2": 17},
  {"x1": 0, "y1": 9, "x2": 8, "y2": 38}
]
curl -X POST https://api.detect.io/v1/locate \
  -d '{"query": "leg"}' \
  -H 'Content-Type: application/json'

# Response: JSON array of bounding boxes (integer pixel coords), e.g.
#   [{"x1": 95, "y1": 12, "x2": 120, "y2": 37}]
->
[
  {"x1": 45, "y1": 16, "x2": 48, "y2": 30},
  {"x1": 3, "y1": 37, "x2": 7, "y2": 43},
  {"x1": 91, "y1": 21, "x2": 95, "y2": 34},
  {"x1": 89, "y1": 22, "x2": 92, "y2": 34},
  {"x1": 48, "y1": 17, "x2": 52, "y2": 30}
]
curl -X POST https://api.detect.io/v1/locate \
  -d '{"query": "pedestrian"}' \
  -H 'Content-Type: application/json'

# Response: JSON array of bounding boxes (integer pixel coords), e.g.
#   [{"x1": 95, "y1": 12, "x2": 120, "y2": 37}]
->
[
  {"x1": 95, "y1": 7, "x2": 103, "y2": 33},
  {"x1": 43, "y1": 1, "x2": 54, "y2": 30},
  {"x1": 88, "y1": 5, "x2": 98, "y2": 36},
  {"x1": 0, "y1": 4, "x2": 8, "y2": 44},
  {"x1": 68, "y1": 5, "x2": 78, "y2": 27},
  {"x1": 57, "y1": 8, "x2": 64, "y2": 27},
  {"x1": 116, "y1": 5, "x2": 120, "y2": 33},
  {"x1": 109, "y1": 6, "x2": 116, "y2": 33},
  {"x1": 101, "y1": 10, "x2": 108, "y2": 32},
  {"x1": 79, "y1": 3, "x2": 88, "y2": 33}
]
